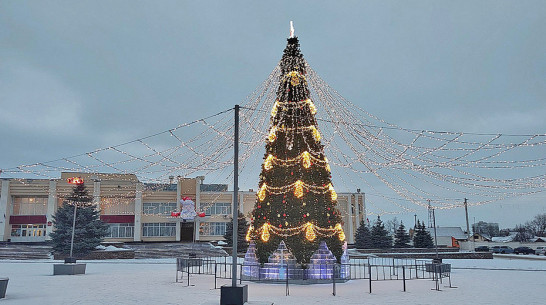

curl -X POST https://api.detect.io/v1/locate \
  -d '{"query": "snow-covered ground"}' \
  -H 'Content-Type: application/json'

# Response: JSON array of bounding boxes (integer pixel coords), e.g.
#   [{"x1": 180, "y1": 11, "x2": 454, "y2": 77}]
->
[{"x1": 1, "y1": 257, "x2": 545, "y2": 305}]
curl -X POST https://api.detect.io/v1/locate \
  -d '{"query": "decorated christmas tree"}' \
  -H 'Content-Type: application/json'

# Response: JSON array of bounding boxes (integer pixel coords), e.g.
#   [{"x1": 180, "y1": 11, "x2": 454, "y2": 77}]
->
[{"x1": 247, "y1": 32, "x2": 346, "y2": 264}]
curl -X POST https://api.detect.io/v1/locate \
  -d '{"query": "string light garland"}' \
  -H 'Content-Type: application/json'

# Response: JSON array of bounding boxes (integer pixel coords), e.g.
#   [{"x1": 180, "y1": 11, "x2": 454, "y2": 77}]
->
[
  {"x1": 256, "y1": 180, "x2": 339, "y2": 198},
  {"x1": 253, "y1": 221, "x2": 345, "y2": 241},
  {"x1": 1, "y1": 35, "x2": 545, "y2": 222}
]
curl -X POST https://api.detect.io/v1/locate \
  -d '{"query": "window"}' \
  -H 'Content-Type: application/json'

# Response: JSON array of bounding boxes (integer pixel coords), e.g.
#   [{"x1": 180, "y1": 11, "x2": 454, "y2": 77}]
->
[
  {"x1": 142, "y1": 223, "x2": 176, "y2": 237},
  {"x1": 11, "y1": 224, "x2": 45, "y2": 237},
  {"x1": 143, "y1": 202, "x2": 178, "y2": 215},
  {"x1": 106, "y1": 223, "x2": 134, "y2": 238},
  {"x1": 200, "y1": 222, "x2": 227, "y2": 236},
  {"x1": 11, "y1": 196, "x2": 48, "y2": 215},
  {"x1": 203, "y1": 203, "x2": 231, "y2": 215}
]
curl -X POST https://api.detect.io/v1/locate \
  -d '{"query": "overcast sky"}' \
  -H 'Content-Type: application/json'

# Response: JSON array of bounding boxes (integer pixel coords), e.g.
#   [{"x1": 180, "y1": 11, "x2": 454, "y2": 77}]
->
[{"x1": 1, "y1": 1, "x2": 545, "y2": 229}]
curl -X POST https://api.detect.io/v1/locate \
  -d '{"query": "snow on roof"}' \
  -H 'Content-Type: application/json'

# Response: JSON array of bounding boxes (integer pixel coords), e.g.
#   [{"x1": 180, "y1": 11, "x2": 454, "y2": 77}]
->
[
  {"x1": 425, "y1": 227, "x2": 467, "y2": 239},
  {"x1": 491, "y1": 235, "x2": 515, "y2": 242}
]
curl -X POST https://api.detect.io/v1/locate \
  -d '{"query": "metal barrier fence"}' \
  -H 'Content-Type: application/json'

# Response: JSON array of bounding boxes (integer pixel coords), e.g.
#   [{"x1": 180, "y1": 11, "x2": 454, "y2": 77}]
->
[{"x1": 176, "y1": 256, "x2": 454, "y2": 293}]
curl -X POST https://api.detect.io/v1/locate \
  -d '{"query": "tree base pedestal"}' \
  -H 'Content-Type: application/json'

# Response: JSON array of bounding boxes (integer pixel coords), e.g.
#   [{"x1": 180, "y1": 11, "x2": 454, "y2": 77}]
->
[
  {"x1": 65, "y1": 257, "x2": 77, "y2": 264},
  {"x1": 0, "y1": 278, "x2": 8, "y2": 299},
  {"x1": 53, "y1": 263, "x2": 86, "y2": 275},
  {"x1": 220, "y1": 284, "x2": 248, "y2": 305}
]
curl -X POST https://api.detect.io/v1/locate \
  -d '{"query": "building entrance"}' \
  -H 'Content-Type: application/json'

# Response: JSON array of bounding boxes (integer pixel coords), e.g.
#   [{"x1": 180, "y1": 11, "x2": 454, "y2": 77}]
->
[
  {"x1": 10, "y1": 224, "x2": 47, "y2": 242},
  {"x1": 180, "y1": 222, "x2": 194, "y2": 242}
]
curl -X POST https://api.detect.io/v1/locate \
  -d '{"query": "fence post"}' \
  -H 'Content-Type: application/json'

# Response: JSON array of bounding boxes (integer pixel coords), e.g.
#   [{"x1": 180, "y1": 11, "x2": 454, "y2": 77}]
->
[
  {"x1": 285, "y1": 263, "x2": 289, "y2": 296},
  {"x1": 402, "y1": 266, "x2": 406, "y2": 292},
  {"x1": 214, "y1": 263, "x2": 217, "y2": 289},
  {"x1": 434, "y1": 265, "x2": 440, "y2": 291},
  {"x1": 332, "y1": 264, "x2": 337, "y2": 296},
  {"x1": 176, "y1": 258, "x2": 179, "y2": 283},
  {"x1": 368, "y1": 264, "x2": 372, "y2": 293},
  {"x1": 239, "y1": 263, "x2": 242, "y2": 285}
]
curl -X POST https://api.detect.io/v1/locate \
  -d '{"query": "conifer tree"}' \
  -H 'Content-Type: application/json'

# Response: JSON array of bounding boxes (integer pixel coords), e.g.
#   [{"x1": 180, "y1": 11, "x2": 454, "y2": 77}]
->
[
  {"x1": 393, "y1": 221, "x2": 411, "y2": 248},
  {"x1": 370, "y1": 216, "x2": 392, "y2": 249},
  {"x1": 248, "y1": 36, "x2": 345, "y2": 264},
  {"x1": 224, "y1": 212, "x2": 249, "y2": 253},
  {"x1": 50, "y1": 183, "x2": 108, "y2": 256},
  {"x1": 354, "y1": 220, "x2": 373, "y2": 249},
  {"x1": 413, "y1": 221, "x2": 434, "y2": 248}
]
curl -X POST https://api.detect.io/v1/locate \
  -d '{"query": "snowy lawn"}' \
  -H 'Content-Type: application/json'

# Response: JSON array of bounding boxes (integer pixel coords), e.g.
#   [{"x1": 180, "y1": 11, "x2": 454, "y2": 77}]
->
[{"x1": 1, "y1": 257, "x2": 545, "y2": 305}]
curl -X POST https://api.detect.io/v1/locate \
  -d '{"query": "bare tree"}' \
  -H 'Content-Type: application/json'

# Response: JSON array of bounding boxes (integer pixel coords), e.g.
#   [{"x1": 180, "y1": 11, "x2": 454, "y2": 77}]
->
[
  {"x1": 514, "y1": 224, "x2": 532, "y2": 242},
  {"x1": 530, "y1": 214, "x2": 546, "y2": 237},
  {"x1": 384, "y1": 217, "x2": 399, "y2": 236}
]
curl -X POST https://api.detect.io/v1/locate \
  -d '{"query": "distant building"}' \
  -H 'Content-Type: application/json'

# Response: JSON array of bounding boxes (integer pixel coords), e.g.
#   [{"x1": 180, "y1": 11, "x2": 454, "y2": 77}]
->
[
  {"x1": 471, "y1": 232, "x2": 492, "y2": 242},
  {"x1": 472, "y1": 221, "x2": 500, "y2": 237},
  {"x1": 0, "y1": 172, "x2": 366, "y2": 244},
  {"x1": 425, "y1": 227, "x2": 468, "y2": 247}
]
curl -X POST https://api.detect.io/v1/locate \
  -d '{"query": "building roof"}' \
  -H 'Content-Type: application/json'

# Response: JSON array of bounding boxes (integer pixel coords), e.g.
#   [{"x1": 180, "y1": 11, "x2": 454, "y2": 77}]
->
[
  {"x1": 425, "y1": 227, "x2": 468, "y2": 240},
  {"x1": 200, "y1": 184, "x2": 228, "y2": 192},
  {"x1": 473, "y1": 233, "x2": 492, "y2": 240}
]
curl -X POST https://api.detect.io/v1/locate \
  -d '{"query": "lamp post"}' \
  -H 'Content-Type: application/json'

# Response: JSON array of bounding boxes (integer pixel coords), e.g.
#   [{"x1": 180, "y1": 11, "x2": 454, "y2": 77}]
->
[
  {"x1": 220, "y1": 105, "x2": 248, "y2": 305},
  {"x1": 66, "y1": 177, "x2": 84, "y2": 264}
]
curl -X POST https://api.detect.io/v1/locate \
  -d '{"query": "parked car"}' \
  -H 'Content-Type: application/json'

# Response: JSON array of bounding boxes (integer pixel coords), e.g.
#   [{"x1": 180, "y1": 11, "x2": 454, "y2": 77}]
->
[
  {"x1": 475, "y1": 246, "x2": 490, "y2": 252},
  {"x1": 514, "y1": 246, "x2": 535, "y2": 255},
  {"x1": 491, "y1": 246, "x2": 514, "y2": 254},
  {"x1": 536, "y1": 246, "x2": 546, "y2": 256}
]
